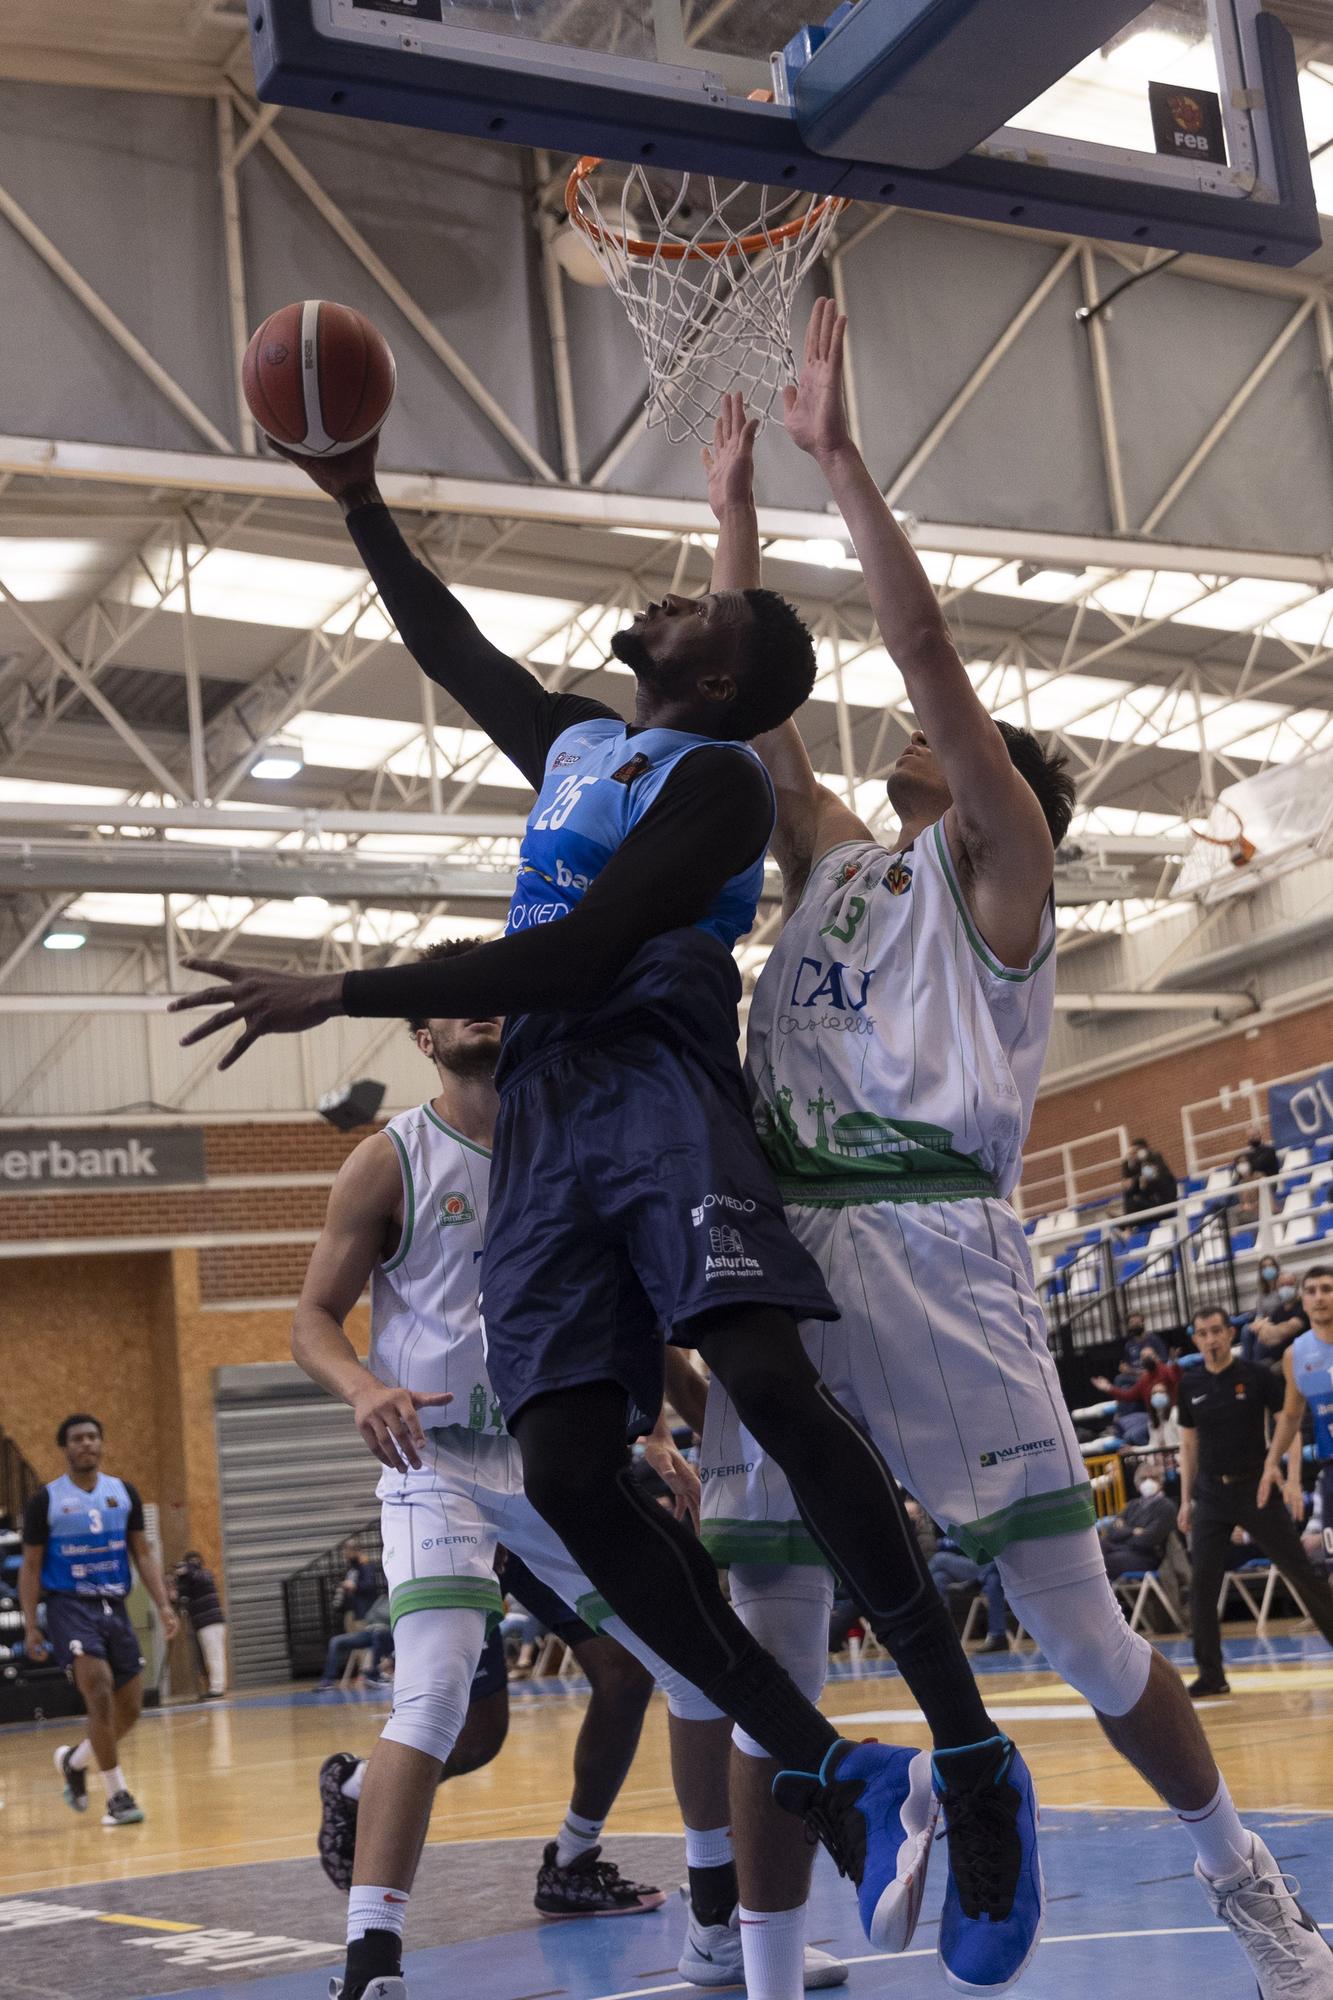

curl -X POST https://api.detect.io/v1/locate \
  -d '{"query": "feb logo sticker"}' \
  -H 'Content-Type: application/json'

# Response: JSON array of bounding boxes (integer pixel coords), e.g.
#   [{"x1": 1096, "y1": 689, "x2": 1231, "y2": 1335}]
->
[{"x1": 439, "y1": 1192, "x2": 475, "y2": 1226}]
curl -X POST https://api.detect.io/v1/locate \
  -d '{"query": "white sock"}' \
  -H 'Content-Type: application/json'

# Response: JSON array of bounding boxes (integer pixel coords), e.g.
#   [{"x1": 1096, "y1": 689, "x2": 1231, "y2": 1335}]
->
[
  {"x1": 554, "y1": 1809, "x2": 604, "y2": 1867},
  {"x1": 684, "y1": 1823, "x2": 734, "y2": 1870},
  {"x1": 341, "y1": 1760, "x2": 367, "y2": 1802},
  {"x1": 1178, "y1": 1780, "x2": 1253, "y2": 1880},
  {"x1": 347, "y1": 1886, "x2": 409, "y2": 1944},
  {"x1": 101, "y1": 1766, "x2": 127, "y2": 1799},
  {"x1": 738, "y1": 1903, "x2": 807, "y2": 2000},
  {"x1": 68, "y1": 1739, "x2": 94, "y2": 1772}
]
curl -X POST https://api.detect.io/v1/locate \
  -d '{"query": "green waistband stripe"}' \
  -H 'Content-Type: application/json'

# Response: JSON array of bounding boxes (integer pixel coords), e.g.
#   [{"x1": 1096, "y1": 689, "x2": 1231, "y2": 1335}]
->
[
  {"x1": 389, "y1": 1577, "x2": 504, "y2": 1631},
  {"x1": 700, "y1": 1518, "x2": 830, "y2": 1570},
  {"x1": 949, "y1": 1483, "x2": 1097, "y2": 1563},
  {"x1": 574, "y1": 1589, "x2": 613, "y2": 1633},
  {"x1": 780, "y1": 1172, "x2": 997, "y2": 1209}
]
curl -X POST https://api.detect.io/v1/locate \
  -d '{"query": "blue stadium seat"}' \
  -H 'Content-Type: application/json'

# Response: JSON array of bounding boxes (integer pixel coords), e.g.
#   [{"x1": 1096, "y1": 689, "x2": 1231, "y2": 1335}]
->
[{"x1": 1233, "y1": 1227, "x2": 1257, "y2": 1253}]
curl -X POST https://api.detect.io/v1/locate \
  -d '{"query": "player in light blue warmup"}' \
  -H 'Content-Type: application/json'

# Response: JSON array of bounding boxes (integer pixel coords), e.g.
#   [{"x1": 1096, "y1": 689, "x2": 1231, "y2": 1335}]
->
[{"x1": 20, "y1": 1413, "x2": 178, "y2": 1826}]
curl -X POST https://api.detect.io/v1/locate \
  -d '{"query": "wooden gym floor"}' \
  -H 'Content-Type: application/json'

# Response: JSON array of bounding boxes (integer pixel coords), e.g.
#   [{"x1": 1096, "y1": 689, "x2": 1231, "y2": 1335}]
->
[{"x1": 1, "y1": 1633, "x2": 1331, "y2": 1999}]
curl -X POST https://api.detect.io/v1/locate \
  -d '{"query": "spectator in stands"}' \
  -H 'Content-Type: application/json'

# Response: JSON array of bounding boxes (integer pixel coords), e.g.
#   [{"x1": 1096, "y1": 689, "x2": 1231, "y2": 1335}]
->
[
  {"x1": 1252, "y1": 1255, "x2": 1283, "y2": 1319},
  {"x1": 1178, "y1": 1306, "x2": 1333, "y2": 1697},
  {"x1": 1243, "y1": 1269, "x2": 1307, "y2": 1370},
  {"x1": 1146, "y1": 1385, "x2": 1181, "y2": 1453},
  {"x1": 171, "y1": 1551, "x2": 227, "y2": 1700},
  {"x1": 1118, "y1": 1313, "x2": 1169, "y2": 1381},
  {"x1": 1230, "y1": 1153, "x2": 1262, "y2": 1226},
  {"x1": 1092, "y1": 1352, "x2": 1182, "y2": 1415},
  {"x1": 928, "y1": 1529, "x2": 1010, "y2": 1655},
  {"x1": 1122, "y1": 1138, "x2": 1179, "y2": 1219},
  {"x1": 333, "y1": 1539, "x2": 382, "y2": 1629},
  {"x1": 1099, "y1": 1466, "x2": 1177, "y2": 1579},
  {"x1": 1235, "y1": 1129, "x2": 1280, "y2": 1181},
  {"x1": 316, "y1": 1590, "x2": 393, "y2": 1690}
]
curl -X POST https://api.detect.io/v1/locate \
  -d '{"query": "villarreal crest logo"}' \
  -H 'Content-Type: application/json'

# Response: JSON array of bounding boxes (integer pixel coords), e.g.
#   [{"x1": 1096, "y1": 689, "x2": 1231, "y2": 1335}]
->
[{"x1": 884, "y1": 860, "x2": 913, "y2": 896}]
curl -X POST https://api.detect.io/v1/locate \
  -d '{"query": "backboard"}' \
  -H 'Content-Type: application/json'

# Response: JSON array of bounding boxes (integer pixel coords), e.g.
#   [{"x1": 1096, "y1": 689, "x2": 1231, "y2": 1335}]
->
[{"x1": 251, "y1": 0, "x2": 1320, "y2": 264}]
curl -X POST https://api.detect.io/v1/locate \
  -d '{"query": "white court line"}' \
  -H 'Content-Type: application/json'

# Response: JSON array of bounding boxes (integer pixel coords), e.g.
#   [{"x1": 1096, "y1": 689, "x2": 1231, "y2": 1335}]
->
[{"x1": 586, "y1": 1921, "x2": 1333, "y2": 2000}]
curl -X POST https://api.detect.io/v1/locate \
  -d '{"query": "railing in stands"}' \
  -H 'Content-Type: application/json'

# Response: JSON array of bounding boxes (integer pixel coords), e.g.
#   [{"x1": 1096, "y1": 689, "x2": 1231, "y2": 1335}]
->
[
  {"x1": 1182, "y1": 1061, "x2": 1333, "y2": 1176},
  {"x1": 1041, "y1": 1198, "x2": 1239, "y2": 1402},
  {"x1": 1016, "y1": 1124, "x2": 1129, "y2": 1221},
  {"x1": 0, "y1": 1425, "x2": 40, "y2": 1530},
  {"x1": 281, "y1": 1517, "x2": 383, "y2": 1680}
]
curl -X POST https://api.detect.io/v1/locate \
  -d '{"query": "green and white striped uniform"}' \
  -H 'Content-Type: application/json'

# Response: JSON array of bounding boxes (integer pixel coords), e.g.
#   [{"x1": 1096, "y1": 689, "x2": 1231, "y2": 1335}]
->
[
  {"x1": 701, "y1": 825, "x2": 1099, "y2": 1585},
  {"x1": 370, "y1": 1105, "x2": 680, "y2": 1655},
  {"x1": 369, "y1": 1104, "x2": 573, "y2": 1630}
]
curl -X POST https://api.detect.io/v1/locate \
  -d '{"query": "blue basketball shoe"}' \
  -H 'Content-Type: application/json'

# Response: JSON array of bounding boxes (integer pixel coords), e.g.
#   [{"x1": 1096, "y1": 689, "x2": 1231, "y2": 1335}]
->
[
  {"x1": 932, "y1": 1736, "x2": 1043, "y2": 1993},
  {"x1": 772, "y1": 1740, "x2": 940, "y2": 1951}
]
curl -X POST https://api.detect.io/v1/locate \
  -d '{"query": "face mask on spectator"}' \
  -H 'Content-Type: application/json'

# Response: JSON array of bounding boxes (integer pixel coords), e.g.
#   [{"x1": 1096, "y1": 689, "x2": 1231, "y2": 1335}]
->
[
  {"x1": 1137, "y1": 1477, "x2": 1160, "y2": 1497},
  {"x1": 1150, "y1": 1390, "x2": 1170, "y2": 1414},
  {"x1": 1261, "y1": 1262, "x2": 1279, "y2": 1282}
]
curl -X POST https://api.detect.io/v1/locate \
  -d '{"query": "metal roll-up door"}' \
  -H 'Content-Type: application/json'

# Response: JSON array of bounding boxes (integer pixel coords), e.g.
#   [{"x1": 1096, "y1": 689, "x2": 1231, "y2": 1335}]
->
[{"x1": 215, "y1": 1363, "x2": 382, "y2": 1686}]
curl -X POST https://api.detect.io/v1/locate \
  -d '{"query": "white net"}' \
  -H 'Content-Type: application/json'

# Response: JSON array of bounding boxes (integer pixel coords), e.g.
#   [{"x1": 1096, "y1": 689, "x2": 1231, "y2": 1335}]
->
[{"x1": 566, "y1": 163, "x2": 850, "y2": 444}]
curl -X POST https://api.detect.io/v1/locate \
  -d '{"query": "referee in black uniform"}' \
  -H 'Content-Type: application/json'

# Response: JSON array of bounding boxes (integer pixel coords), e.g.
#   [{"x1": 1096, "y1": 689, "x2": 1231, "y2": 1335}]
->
[{"x1": 1178, "y1": 1305, "x2": 1333, "y2": 1695}]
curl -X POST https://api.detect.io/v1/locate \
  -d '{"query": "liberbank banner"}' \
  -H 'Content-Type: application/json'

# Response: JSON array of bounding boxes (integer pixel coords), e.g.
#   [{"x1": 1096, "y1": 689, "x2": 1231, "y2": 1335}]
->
[
  {"x1": 1269, "y1": 1069, "x2": 1333, "y2": 1153},
  {"x1": 0, "y1": 1126, "x2": 206, "y2": 1192}
]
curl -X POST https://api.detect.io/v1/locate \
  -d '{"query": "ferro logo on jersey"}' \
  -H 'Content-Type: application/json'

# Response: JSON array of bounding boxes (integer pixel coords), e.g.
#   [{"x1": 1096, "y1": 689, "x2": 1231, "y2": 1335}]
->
[
  {"x1": 979, "y1": 1438, "x2": 1057, "y2": 1467},
  {"x1": 691, "y1": 1193, "x2": 758, "y2": 1226},
  {"x1": 438, "y1": 1192, "x2": 475, "y2": 1226}
]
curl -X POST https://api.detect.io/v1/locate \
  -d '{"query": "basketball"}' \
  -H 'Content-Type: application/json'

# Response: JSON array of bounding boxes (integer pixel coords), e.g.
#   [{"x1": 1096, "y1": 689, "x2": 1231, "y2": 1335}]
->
[{"x1": 242, "y1": 299, "x2": 395, "y2": 457}]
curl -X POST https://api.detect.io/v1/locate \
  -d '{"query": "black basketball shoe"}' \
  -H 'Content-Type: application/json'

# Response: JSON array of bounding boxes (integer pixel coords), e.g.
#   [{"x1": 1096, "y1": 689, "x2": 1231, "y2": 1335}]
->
[
  {"x1": 55, "y1": 1744, "x2": 88, "y2": 1813},
  {"x1": 318, "y1": 1751, "x2": 362, "y2": 1891},
  {"x1": 534, "y1": 1842, "x2": 665, "y2": 1917}
]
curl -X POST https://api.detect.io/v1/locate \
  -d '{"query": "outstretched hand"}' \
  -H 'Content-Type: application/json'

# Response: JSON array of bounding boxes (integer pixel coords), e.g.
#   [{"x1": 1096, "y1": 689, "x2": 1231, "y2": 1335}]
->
[
  {"x1": 168, "y1": 957, "x2": 346, "y2": 1071},
  {"x1": 783, "y1": 296, "x2": 851, "y2": 461},
  {"x1": 702, "y1": 391, "x2": 759, "y2": 520},
  {"x1": 269, "y1": 432, "x2": 381, "y2": 504}
]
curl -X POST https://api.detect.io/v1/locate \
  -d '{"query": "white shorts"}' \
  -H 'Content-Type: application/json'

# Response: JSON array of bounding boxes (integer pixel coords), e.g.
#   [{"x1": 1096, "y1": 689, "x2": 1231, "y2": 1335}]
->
[
  {"x1": 701, "y1": 1196, "x2": 1102, "y2": 1594},
  {"x1": 380, "y1": 1426, "x2": 720, "y2": 1719},
  {"x1": 379, "y1": 1426, "x2": 605, "y2": 1631}
]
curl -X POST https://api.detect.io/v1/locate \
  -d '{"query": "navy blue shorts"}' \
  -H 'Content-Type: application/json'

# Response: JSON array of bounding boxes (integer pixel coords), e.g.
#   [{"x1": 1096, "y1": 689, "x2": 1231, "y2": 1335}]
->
[
  {"x1": 500, "y1": 1550, "x2": 592, "y2": 1647},
  {"x1": 45, "y1": 1593, "x2": 144, "y2": 1689},
  {"x1": 481, "y1": 1030, "x2": 838, "y2": 1426},
  {"x1": 469, "y1": 1622, "x2": 508, "y2": 1702}
]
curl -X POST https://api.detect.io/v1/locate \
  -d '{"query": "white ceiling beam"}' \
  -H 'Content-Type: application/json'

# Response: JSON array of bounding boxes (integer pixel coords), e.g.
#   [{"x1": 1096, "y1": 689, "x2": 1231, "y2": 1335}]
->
[
  {"x1": 0, "y1": 803, "x2": 529, "y2": 838},
  {"x1": 1, "y1": 434, "x2": 1329, "y2": 585}
]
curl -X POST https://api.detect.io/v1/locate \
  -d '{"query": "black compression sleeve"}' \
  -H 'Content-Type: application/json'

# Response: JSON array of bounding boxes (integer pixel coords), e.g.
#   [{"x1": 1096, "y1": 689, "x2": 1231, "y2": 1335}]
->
[
  {"x1": 342, "y1": 748, "x2": 772, "y2": 1020},
  {"x1": 344, "y1": 502, "x2": 619, "y2": 786},
  {"x1": 124, "y1": 1482, "x2": 146, "y2": 1534},
  {"x1": 22, "y1": 1489, "x2": 49, "y2": 1546}
]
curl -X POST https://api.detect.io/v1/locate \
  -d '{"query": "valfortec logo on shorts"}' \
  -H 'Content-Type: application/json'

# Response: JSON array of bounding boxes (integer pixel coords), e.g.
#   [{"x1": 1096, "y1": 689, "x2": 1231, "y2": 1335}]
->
[
  {"x1": 979, "y1": 1438, "x2": 1057, "y2": 1467},
  {"x1": 692, "y1": 1193, "x2": 757, "y2": 1227}
]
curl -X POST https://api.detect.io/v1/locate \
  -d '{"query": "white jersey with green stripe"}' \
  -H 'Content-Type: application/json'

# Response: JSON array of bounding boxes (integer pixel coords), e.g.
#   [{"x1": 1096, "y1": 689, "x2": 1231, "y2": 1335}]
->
[
  {"x1": 370, "y1": 1102, "x2": 503, "y2": 1438},
  {"x1": 746, "y1": 822, "x2": 1056, "y2": 1204}
]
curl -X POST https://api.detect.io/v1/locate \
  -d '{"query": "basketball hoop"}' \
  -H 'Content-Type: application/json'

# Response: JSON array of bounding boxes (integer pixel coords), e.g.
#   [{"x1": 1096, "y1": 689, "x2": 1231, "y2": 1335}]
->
[
  {"x1": 1186, "y1": 794, "x2": 1256, "y2": 869},
  {"x1": 564, "y1": 146, "x2": 850, "y2": 445}
]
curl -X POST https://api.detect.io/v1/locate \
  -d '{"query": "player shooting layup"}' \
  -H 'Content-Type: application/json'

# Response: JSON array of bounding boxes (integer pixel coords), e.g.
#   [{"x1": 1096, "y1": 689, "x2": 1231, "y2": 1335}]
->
[
  {"x1": 173, "y1": 413, "x2": 1047, "y2": 1983},
  {"x1": 684, "y1": 302, "x2": 1333, "y2": 2000}
]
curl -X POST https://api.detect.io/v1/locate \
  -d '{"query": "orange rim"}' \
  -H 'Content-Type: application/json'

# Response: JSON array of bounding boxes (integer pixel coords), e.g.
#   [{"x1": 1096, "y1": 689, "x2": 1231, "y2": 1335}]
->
[{"x1": 564, "y1": 155, "x2": 850, "y2": 263}]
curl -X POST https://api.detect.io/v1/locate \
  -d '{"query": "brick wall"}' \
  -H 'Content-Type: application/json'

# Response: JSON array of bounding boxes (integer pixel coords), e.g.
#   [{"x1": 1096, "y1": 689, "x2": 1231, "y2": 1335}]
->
[{"x1": 1030, "y1": 995, "x2": 1333, "y2": 1172}]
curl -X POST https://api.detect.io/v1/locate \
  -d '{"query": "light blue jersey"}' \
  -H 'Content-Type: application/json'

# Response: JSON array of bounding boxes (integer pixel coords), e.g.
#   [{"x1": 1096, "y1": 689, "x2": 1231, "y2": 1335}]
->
[
  {"x1": 1293, "y1": 1328, "x2": 1333, "y2": 1460},
  {"x1": 506, "y1": 719, "x2": 771, "y2": 951},
  {"x1": 39, "y1": 1472, "x2": 137, "y2": 1598}
]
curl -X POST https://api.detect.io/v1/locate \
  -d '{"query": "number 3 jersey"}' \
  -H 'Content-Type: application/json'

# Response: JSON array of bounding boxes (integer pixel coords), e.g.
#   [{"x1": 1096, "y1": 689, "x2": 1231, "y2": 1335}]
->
[
  {"x1": 27, "y1": 1473, "x2": 143, "y2": 1597},
  {"x1": 369, "y1": 1103, "x2": 502, "y2": 1440},
  {"x1": 746, "y1": 823, "x2": 1057, "y2": 1204}
]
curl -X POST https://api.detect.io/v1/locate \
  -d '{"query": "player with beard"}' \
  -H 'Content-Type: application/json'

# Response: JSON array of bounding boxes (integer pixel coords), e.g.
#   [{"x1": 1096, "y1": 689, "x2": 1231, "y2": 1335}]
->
[
  {"x1": 172, "y1": 426, "x2": 1046, "y2": 1979},
  {"x1": 681, "y1": 304, "x2": 1333, "y2": 1999},
  {"x1": 293, "y1": 942, "x2": 760, "y2": 2000}
]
